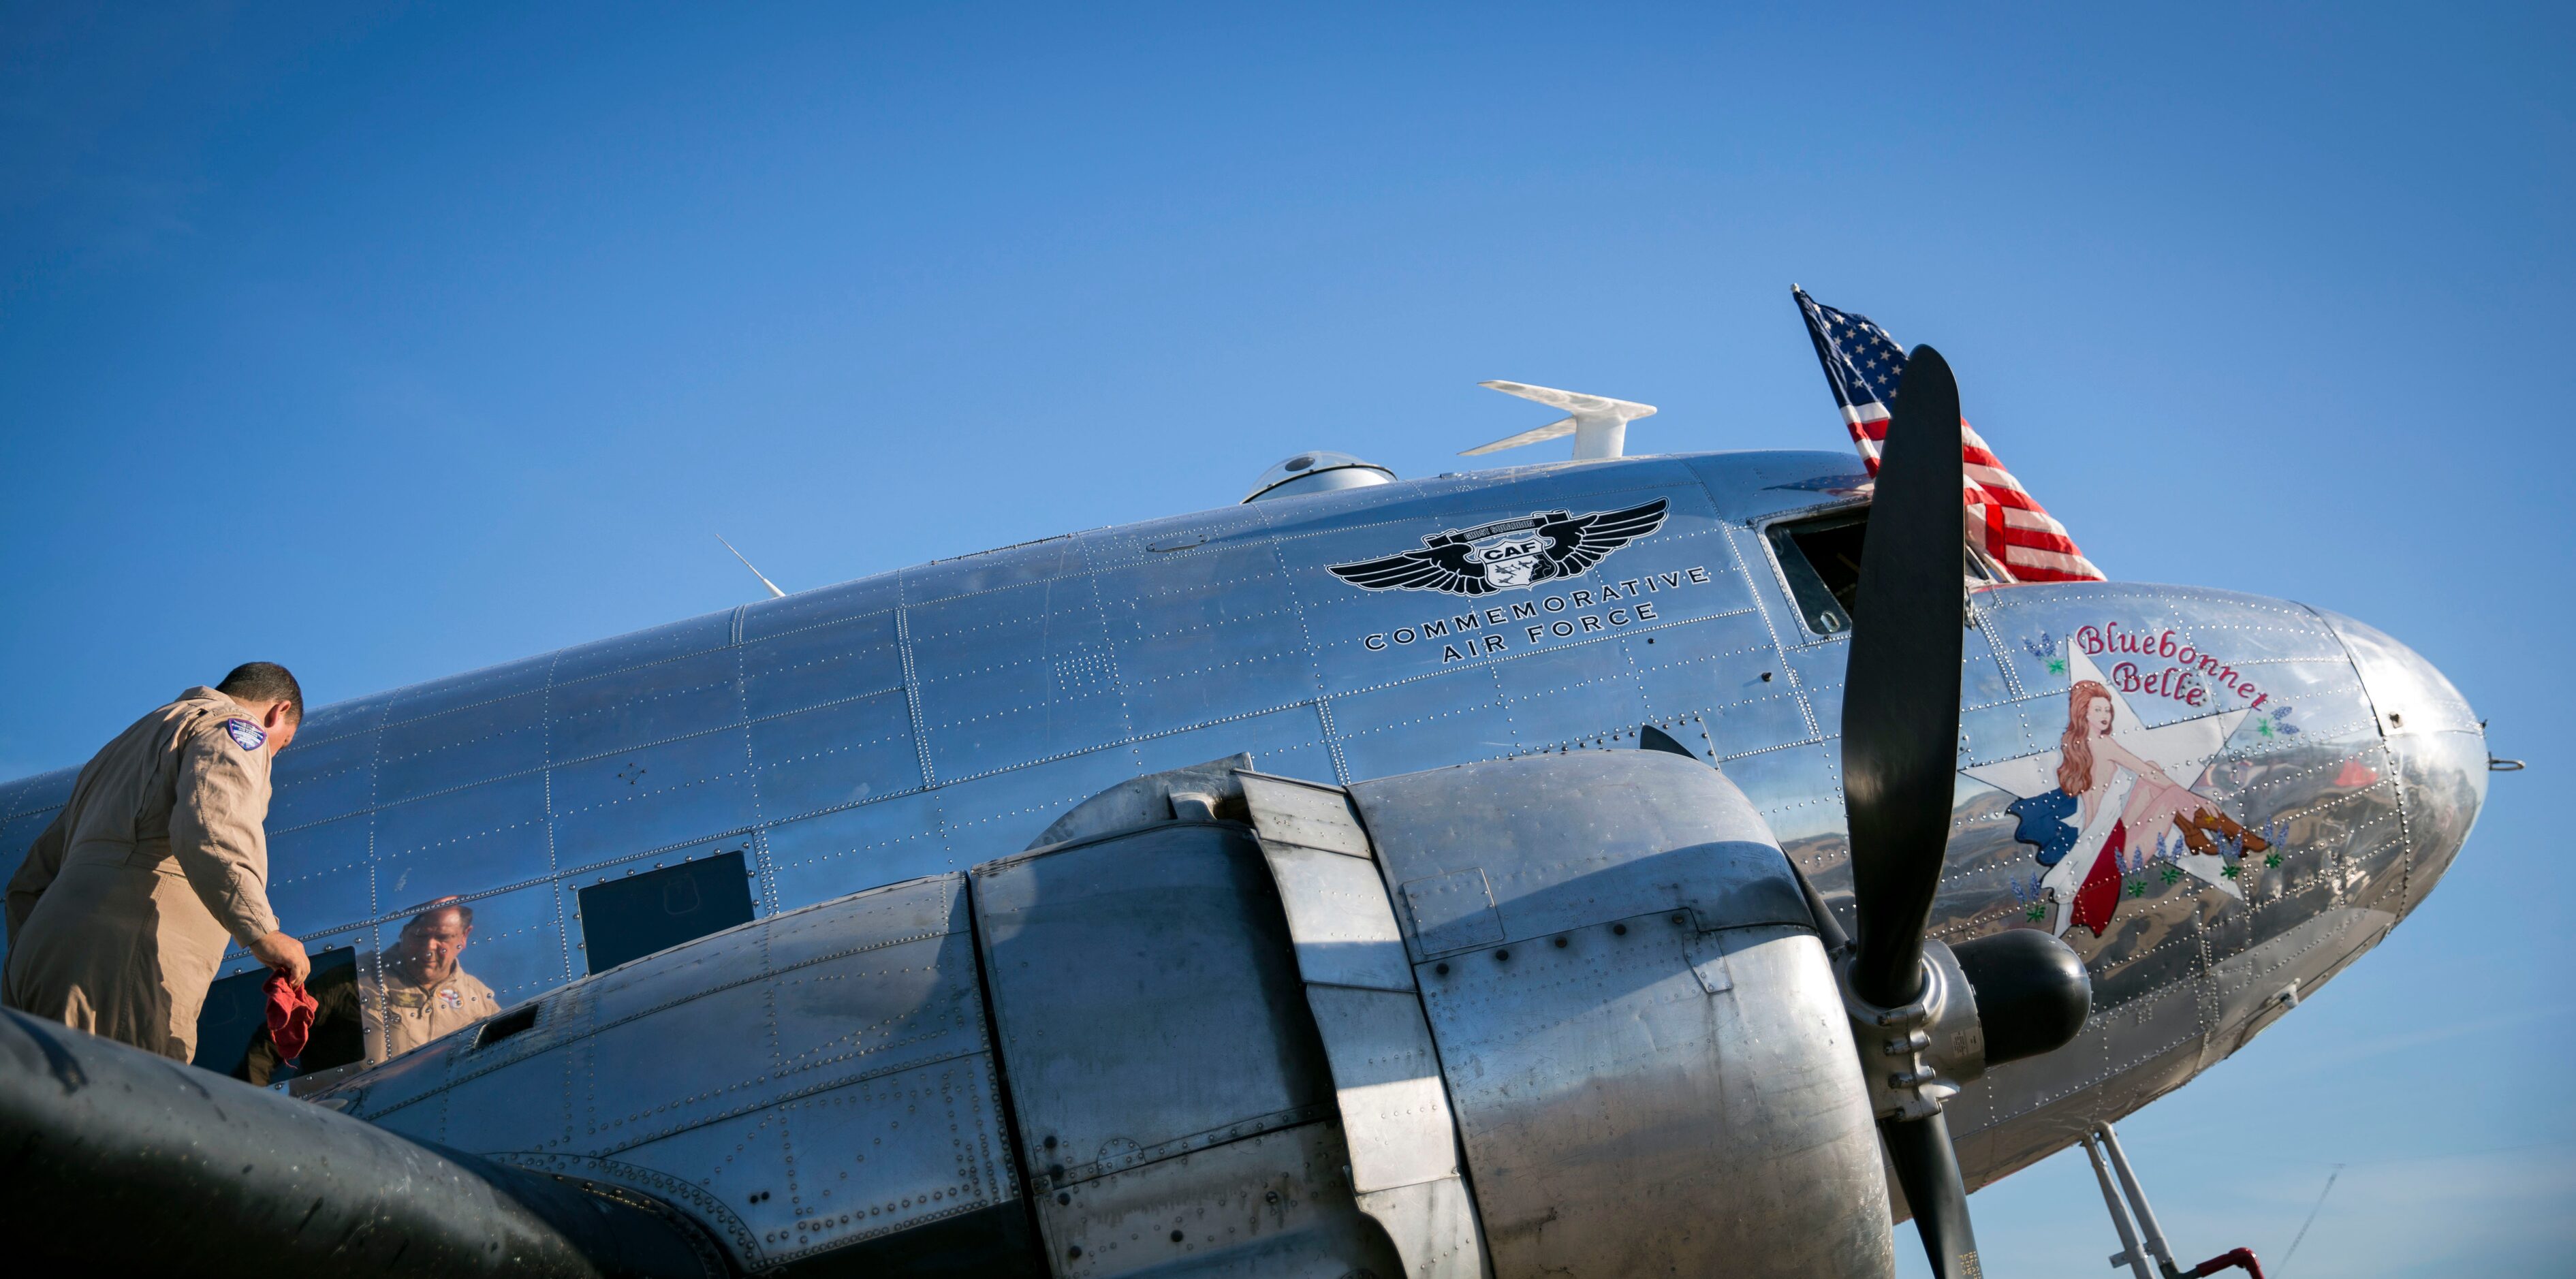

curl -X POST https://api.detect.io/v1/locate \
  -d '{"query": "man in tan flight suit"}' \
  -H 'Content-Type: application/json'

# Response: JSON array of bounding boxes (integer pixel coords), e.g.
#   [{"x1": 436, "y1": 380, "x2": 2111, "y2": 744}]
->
[
  {"x1": 3, "y1": 663, "x2": 312, "y2": 1062},
  {"x1": 374, "y1": 897, "x2": 498, "y2": 1058}
]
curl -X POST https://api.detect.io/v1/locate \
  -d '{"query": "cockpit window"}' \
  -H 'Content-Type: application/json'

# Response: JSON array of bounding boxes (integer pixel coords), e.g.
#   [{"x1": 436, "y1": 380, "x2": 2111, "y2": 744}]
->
[
  {"x1": 1765, "y1": 505, "x2": 1996, "y2": 638},
  {"x1": 1768, "y1": 510, "x2": 1867, "y2": 635},
  {"x1": 198, "y1": 945, "x2": 364, "y2": 1086}
]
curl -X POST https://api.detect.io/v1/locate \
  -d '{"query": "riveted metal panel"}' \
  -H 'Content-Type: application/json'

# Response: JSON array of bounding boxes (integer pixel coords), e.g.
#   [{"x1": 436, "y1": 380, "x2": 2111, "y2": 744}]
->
[
  {"x1": 567, "y1": 914, "x2": 983, "y2": 1148},
  {"x1": 1236, "y1": 772, "x2": 1372, "y2": 858},
  {"x1": 1117, "y1": 655, "x2": 1318, "y2": 743},
  {"x1": 379, "y1": 654, "x2": 556, "y2": 726},
  {"x1": 1956, "y1": 699, "x2": 2041, "y2": 779},
  {"x1": 749, "y1": 689, "x2": 920, "y2": 818},
  {"x1": 761, "y1": 791, "x2": 950, "y2": 906},
  {"x1": 548, "y1": 611, "x2": 734, "y2": 687},
  {"x1": 373, "y1": 771, "x2": 551, "y2": 902},
  {"x1": 1301, "y1": 985, "x2": 1456, "y2": 1192},
  {"x1": 1037, "y1": 1122, "x2": 1404, "y2": 1279},
  {"x1": 0, "y1": 770, "x2": 74, "y2": 823},
  {"x1": 738, "y1": 576, "x2": 906, "y2": 642},
  {"x1": 339, "y1": 873, "x2": 1016, "y2": 1276},
  {"x1": 740, "y1": 611, "x2": 905, "y2": 721},
  {"x1": 607, "y1": 1053, "x2": 1015, "y2": 1265},
  {"x1": 902, "y1": 534, "x2": 1090, "y2": 605},
  {"x1": 377, "y1": 688, "x2": 550, "y2": 805},
  {"x1": 1356, "y1": 1180, "x2": 1485, "y2": 1279},
  {"x1": 1720, "y1": 742, "x2": 1844, "y2": 847},
  {"x1": 548, "y1": 729, "x2": 759, "y2": 871},
  {"x1": 972, "y1": 823, "x2": 1334, "y2": 1189},
  {"x1": 2390, "y1": 728, "x2": 2485, "y2": 906},
  {"x1": 266, "y1": 727, "x2": 379, "y2": 827},
  {"x1": 1255, "y1": 846, "x2": 1413, "y2": 993},
  {"x1": 923, "y1": 689, "x2": 1133, "y2": 781},
  {"x1": 930, "y1": 749, "x2": 1142, "y2": 855},
  {"x1": 2202, "y1": 902, "x2": 2395, "y2": 1065},
  {"x1": 1700, "y1": 684, "x2": 1817, "y2": 758},
  {"x1": 552, "y1": 647, "x2": 744, "y2": 761},
  {"x1": 264, "y1": 814, "x2": 375, "y2": 924},
  {"x1": 1397, "y1": 870, "x2": 1503, "y2": 958},
  {"x1": 907, "y1": 574, "x2": 1112, "y2": 697},
  {"x1": 1490, "y1": 642, "x2": 1651, "y2": 746},
  {"x1": 1131, "y1": 708, "x2": 1337, "y2": 789},
  {"x1": 1328, "y1": 677, "x2": 1522, "y2": 783},
  {"x1": 1679, "y1": 449, "x2": 1872, "y2": 524}
]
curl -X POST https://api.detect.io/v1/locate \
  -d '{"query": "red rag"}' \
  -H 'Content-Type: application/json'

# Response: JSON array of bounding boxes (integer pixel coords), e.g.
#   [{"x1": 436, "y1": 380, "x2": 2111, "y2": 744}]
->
[{"x1": 265, "y1": 973, "x2": 318, "y2": 1061}]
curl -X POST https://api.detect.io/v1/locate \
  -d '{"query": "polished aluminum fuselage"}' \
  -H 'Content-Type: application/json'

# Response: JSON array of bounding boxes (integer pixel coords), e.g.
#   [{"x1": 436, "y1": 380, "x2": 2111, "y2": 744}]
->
[{"x1": 0, "y1": 448, "x2": 2486, "y2": 1193}]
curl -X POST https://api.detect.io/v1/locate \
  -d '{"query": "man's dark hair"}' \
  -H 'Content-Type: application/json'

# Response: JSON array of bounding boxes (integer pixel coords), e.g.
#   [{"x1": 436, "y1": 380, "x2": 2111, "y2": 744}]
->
[
  {"x1": 403, "y1": 899, "x2": 474, "y2": 933},
  {"x1": 216, "y1": 661, "x2": 304, "y2": 721}
]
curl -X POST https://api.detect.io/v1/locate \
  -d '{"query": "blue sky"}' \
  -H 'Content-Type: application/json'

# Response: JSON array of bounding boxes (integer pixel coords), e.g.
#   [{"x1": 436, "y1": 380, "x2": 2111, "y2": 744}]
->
[{"x1": 3, "y1": 3, "x2": 2566, "y2": 1272}]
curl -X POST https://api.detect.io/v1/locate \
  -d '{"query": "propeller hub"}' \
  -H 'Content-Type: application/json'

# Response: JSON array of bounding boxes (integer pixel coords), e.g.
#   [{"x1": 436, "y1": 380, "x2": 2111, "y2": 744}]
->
[{"x1": 1837, "y1": 939, "x2": 1986, "y2": 1124}]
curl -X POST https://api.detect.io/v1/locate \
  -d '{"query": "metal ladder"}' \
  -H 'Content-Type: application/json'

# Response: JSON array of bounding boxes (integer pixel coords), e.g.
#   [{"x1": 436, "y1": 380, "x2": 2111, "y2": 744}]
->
[{"x1": 2083, "y1": 1122, "x2": 2266, "y2": 1279}]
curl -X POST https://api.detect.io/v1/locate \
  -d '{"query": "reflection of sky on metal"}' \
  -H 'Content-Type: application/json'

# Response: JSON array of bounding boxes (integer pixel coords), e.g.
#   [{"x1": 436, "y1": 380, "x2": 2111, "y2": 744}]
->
[{"x1": 0, "y1": 6, "x2": 2564, "y2": 1274}]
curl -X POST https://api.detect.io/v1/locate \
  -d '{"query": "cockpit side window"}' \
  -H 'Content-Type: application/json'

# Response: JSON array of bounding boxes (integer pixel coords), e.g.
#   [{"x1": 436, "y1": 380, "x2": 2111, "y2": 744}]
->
[
  {"x1": 1766, "y1": 509, "x2": 1868, "y2": 635},
  {"x1": 1765, "y1": 505, "x2": 1998, "y2": 638},
  {"x1": 200, "y1": 945, "x2": 364, "y2": 1086}
]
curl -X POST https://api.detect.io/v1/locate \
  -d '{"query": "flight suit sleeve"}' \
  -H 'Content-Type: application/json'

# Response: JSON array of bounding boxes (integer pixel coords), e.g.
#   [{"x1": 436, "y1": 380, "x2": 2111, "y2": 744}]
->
[
  {"x1": 4, "y1": 807, "x2": 71, "y2": 943},
  {"x1": 168, "y1": 719, "x2": 281, "y2": 947}
]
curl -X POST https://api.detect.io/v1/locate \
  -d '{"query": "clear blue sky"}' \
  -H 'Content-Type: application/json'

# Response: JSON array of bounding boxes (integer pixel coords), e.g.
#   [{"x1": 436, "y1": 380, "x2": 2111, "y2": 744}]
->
[{"x1": 3, "y1": 3, "x2": 2566, "y2": 1273}]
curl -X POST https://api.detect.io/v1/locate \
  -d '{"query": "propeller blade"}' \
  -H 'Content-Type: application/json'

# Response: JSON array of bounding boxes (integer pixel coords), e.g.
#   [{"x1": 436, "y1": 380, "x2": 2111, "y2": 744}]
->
[
  {"x1": 1885, "y1": 1111, "x2": 1983, "y2": 1279},
  {"x1": 1840, "y1": 344, "x2": 1968, "y2": 1010}
]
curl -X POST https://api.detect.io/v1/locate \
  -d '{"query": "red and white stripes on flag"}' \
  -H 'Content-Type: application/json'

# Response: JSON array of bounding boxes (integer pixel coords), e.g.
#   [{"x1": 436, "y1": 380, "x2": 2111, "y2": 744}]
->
[{"x1": 1794, "y1": 286, "x2": 2105, "y2": 583}]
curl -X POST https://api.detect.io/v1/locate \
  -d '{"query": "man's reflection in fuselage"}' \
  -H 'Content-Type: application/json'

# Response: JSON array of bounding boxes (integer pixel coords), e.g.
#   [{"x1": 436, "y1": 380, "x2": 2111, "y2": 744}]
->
[
  {"x1": 377, "y1": 897, "x2": 500, "y2": 1059},
  {"x1": 236, "y1": 895, "x2": 508, "y2": 1084}
]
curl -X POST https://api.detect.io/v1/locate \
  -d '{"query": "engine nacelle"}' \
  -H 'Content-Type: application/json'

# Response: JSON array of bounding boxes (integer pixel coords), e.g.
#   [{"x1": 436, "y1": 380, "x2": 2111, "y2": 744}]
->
[{"x1": 1318, "y1": 751, "x2": 1890, "y2": 1278}]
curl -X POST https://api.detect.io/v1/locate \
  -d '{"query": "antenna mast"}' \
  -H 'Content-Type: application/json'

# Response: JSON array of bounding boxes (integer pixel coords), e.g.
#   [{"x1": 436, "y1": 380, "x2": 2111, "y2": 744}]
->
[{"x1": 715, "y1": 534, "x2": 787, "y2": 599}]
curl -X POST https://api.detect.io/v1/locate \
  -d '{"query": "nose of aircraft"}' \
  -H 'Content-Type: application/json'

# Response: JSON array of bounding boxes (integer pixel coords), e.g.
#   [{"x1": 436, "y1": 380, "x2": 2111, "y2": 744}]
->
[{"x1": 2317, "y1": 609, "x2": 2489, "y2": 907}]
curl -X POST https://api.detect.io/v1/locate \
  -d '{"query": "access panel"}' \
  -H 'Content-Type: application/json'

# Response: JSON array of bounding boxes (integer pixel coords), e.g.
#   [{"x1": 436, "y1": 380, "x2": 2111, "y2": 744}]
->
[{"x1": 576, "y1": 851, "x2": 755, "y2": 973}]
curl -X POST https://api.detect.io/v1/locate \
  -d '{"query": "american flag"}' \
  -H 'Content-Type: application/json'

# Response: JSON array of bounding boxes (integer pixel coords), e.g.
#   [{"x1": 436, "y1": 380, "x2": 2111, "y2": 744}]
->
[{"x1": 1793, "y1": 286, "x2": 2105, "y2": 583}]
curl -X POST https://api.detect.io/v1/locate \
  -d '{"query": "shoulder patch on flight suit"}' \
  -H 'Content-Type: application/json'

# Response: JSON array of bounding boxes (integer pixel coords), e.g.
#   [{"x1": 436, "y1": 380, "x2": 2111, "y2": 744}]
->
[{"x1": 222, "y1": 719, "x2": 266, "y2": 751}]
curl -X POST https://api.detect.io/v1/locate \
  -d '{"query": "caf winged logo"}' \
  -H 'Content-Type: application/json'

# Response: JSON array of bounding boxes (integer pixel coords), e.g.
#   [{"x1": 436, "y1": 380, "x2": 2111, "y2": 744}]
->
[{"x1": 1328, "y1": 499, "x2": 1669, "y2": 597}]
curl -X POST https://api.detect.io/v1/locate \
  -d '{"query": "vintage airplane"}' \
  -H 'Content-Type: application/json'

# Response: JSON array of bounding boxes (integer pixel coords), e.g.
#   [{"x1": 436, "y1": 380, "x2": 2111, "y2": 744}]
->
[{"x1": 0, "y1": 347, "x2": 2487, "y2": 1279}]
